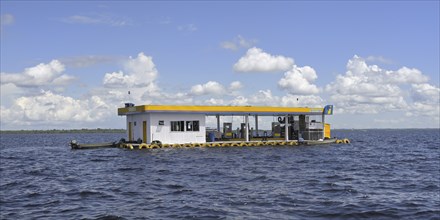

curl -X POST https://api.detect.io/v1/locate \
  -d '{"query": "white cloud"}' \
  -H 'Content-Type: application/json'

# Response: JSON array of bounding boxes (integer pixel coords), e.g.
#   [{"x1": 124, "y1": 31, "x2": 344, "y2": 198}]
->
[
  {"x1": 229, "y1": 90, "x2": 323, "y2": 108},
  {"x1": 326, "y1": 56, "x2": 403, "y2": 110},
  {"x1": 2, "y1": 51, "x2": 437, "y2": 130},
  {"x1": 248, "y1": 90, "x2": 278, "y2": 105},
  {"x1": 0, "y1": 83, "x2": 26, "y2": 107},
  {"x1": 140, "y1": 85, "x2": 194, "y2": 105},
  {"x1": 189, "y1": 81, "x2": 244, "y2": 98},
  {"x1": 326, "y1": 55, "x2": 437, "y2": 118},
  {"x1": 411, "y1": 83, "x2": 440, "y2": 103},
  {"x1": 204, "y1": 98, "x2": 225, "y2": 105},
  {"x1": 229, "y1": 81, "x2": 243, "y2": 90},
  {"x1": 190, "y1": 81, "x2": 225, "y2": 96},
  {"x1": 407, "y1": 102, "x2": 439, "y2": 118},
  {"x1": 230, "y1": 96, "x2": 249, "y2": 106},
  {"x1": 102, "y1": 71, "x2": 136, "y2": 88},
  {"x1": 1, "y1": 60, "x2": 75, "y2": 87},
  {"x1": 388, "y1": 67, "x2": 428, "y2": 84},
  {"x1": 1, "y1": 52, "x2": 162, "y2": 129},
  {"x1": 233, "y1": 47, "x2": 294, "y2": 72},
  {"x1": 63, "y1": 14, "x2": 131, "y2": 26},
  {"x1": 221, "y1": 35, "x2": 257, "y2": 51},
  {"x1": 327, "y1": 72, "x2": 401, "y2": 97},
  {"x1": 408, "y1": 83, "x2": 440, "y2": 117},
  {"x1": 280, "y1": 94, "x2": 324, "y2": 107},
  {"x1": 1, "y1": 90, "x2": 112, "y2": 127},
  {"x1": 103, "y1": 52, "x2": 158, "y2": 88},
  {"x1": 278, "y1": 65, "x2": 320, "y2": 95}
]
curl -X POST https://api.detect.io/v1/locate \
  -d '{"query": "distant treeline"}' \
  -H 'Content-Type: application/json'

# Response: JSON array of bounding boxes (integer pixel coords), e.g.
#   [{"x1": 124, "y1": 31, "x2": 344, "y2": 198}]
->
[{"x1": 0, "y1": 128, "x2": 126, "y2": 134}]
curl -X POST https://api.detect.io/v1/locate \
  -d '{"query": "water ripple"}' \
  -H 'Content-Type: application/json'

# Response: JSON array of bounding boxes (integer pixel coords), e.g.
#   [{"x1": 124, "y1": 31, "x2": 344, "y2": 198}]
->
[{"x1": 0, "y1": 130, "x2": 439, "y2": 219}]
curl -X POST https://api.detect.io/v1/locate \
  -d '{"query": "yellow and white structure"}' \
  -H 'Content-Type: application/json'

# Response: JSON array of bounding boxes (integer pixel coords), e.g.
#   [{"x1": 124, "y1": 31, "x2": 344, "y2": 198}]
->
[{"x1": 117, "y1": 104, "x2": 334, "y2": 144}]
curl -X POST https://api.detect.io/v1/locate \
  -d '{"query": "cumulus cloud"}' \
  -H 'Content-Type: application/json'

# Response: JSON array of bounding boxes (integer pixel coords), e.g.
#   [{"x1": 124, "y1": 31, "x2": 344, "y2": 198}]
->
[
  {"x1": 247, "y1": 90, "x2": 323, "y2": 107},
  {"x1": 326, "y1": 55, "x2": 437, "y2": 117},
  {"x1": 408, "y1": 83, "x2": 440, "y2": 117},
  {"x1": 204, "y1": 98, "x2": 225, "y2": 105},
  {"x1": 190, "y1": 81, "x2": 225, "y2": 96},
  {"x1": 411, "y1": 83, "x2": 440, "y2": 103},
  {"x1": 229, "y1": 81, "x2": 243, "y2": 90},
  {"x1": 189, "y1": 81, "x2": 244, "y2": 97},
  {"x1": 1, "y1": 60, "x2": 75, "y2": 87},
  {"x1": 247, "y1": 90, "x2": 279, "y2": 106},
  {"x1": 139, "y1": 85, "x2": 194, "y2": 105},
  {"x1": 0, "y1": 83, "x2": 26, "y2": 108},
  {"x1": 388, "y1": 67, "x2": 428, "y2": 84},
  {"x1": 280, "y1": 94, "x2": 324, "y2": 107},
  {"x1": 221, "y1": 35, "x2": 257, "y2": 51},
  {"x1": 230, "y1": 96, "x2": 249, "y2": 106},
  {"x1": 1, "y1": 52, "x2": 163, "y2": 129},
  {"x1": 103, "y1": 71, "x2": 136, "y2": 88},
  {"x1": 1, "y1": 90, "x2": 111, "y2": 126},
  {"x1": 226, "y1": 90, "x2": 323, "y2": 108},
  {"x1": 278, "y1": 65, "x2": 320, "y2": 95},
  {"x1": 103, "y1": 52, "x2": 158, "y2": 88},
  {"x1": 327, "y1": 56, "x2": 399, "y2": 99},
  {"x1": 3, "y1": 50, "x2": 437, "y2": 129},
  {"x1": 233, "y1": 47, "x2": 294, "y2": 72}
]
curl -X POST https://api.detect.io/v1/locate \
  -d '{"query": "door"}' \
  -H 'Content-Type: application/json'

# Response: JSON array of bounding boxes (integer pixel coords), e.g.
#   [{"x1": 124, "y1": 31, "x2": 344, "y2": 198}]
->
[
  {"x1": 128, "y1": 122, "x2": 133, "y2": 141},
  {"x1": 143, "y1": 121, "x2": 147, "y2": 143}
]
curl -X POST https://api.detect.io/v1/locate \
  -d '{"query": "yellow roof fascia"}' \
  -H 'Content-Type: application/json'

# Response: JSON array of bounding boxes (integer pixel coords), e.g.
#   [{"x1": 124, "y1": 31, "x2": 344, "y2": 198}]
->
[{"x1": 118, "y1": 105, "x2": 324, "y2": 116}]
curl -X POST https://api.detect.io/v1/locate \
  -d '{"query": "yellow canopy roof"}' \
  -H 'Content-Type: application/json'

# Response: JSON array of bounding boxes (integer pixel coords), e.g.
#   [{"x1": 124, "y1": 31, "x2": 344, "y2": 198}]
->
[{"x1": 118, "y1": 104, "x2": 326, "y2": 116}]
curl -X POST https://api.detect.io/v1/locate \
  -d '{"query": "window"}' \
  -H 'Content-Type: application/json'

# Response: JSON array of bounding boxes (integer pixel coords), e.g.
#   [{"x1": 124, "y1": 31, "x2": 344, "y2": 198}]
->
[
  {"x1": 186, "y1": 121, "x2": 200, "y2": 131},
  {"x1": 158, "y1": 120, "x2": 164, "y2": 125},
  {"x1": 171, "y1": 121, "x2": 184, "y2": 132}
]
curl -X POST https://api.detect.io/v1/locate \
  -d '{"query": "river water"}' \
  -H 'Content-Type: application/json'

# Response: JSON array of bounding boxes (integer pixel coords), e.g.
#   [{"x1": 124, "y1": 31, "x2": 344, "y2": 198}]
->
[{"x1": 0, "y1": 129, "x2": 439, "y2": 219}]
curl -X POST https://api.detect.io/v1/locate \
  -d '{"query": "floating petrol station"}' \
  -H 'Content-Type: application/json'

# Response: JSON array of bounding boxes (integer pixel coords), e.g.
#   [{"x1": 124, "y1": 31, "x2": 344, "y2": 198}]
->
[{"x1": 117, "y1": 103, "x2": 336, "y2": 145}]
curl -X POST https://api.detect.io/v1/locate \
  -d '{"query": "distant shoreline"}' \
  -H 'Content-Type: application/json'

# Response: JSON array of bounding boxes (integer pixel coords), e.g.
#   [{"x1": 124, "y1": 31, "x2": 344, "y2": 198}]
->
[{"x1": 0, "y1": 128, "x2": 126, "y2": 134}]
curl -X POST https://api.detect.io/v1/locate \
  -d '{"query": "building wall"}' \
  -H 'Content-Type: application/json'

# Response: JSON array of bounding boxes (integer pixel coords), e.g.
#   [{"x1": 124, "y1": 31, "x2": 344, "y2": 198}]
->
[
  {"x1": 126, "y1": 114, "x2": 150, "y2": 142},
  {"x1": 126, "y1": 113, "x2": 206, "y2": 144}
]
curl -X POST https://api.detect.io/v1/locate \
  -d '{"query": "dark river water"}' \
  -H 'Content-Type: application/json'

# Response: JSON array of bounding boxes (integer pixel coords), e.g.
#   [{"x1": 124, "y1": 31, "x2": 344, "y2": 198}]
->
[{"x1": 1, "y1": 129, "x2": 439, "y2": 219}]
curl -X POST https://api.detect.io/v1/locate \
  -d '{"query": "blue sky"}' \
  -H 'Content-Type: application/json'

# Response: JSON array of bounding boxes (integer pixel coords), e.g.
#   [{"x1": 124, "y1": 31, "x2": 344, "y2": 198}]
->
[{"x1": 1, "y1": 1, "x2": 439, "y2": 130}]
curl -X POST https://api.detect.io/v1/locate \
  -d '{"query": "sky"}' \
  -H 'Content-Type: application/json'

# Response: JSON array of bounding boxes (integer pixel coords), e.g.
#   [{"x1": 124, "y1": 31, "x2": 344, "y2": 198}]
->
[{"x1": 1, "y1": 1, "x2": 439, "y2": 130}]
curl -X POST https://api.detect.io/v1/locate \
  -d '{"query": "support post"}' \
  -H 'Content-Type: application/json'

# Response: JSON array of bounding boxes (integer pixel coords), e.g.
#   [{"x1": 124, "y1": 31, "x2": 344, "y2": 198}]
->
[
  {"x1": 216, "y1": 114, "x2": 220, "y2": 132},
  {"x1": 255, "y1": 115, "x2": 259, "y2": 137},
  {"x1": 285, "y1": 114, "x2": 289, "y2": 142},
  {"x1": 299, "y1": 115, "x2": 305, "y2": 140},
  {"x1": 322, "y1": 114, "x2": 325, "y2": 139},
  {"x1": 245, "y1": 115, "x2": 249, "y2": 142}
]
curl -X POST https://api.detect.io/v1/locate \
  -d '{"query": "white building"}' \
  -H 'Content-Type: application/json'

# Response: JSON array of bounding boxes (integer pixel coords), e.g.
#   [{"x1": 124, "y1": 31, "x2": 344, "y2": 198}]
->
[{"x1": 118, "y1": 104, "x2": 333, "y2": 144}]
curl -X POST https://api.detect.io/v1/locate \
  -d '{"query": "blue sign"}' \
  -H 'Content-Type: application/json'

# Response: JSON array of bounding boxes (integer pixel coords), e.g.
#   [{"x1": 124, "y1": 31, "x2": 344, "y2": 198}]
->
[{"x1": 323, "y1": 105, "x2": 333, "y2": 115}]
